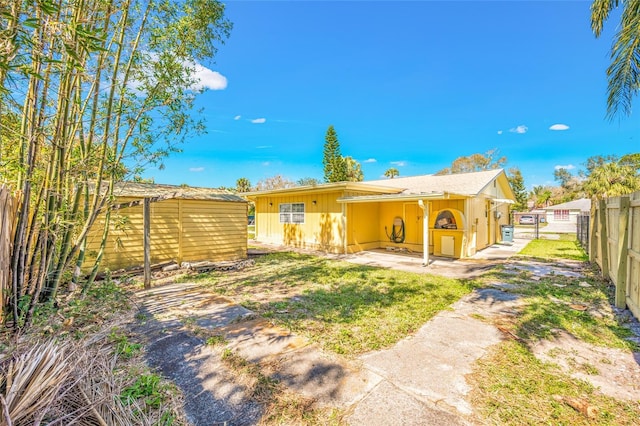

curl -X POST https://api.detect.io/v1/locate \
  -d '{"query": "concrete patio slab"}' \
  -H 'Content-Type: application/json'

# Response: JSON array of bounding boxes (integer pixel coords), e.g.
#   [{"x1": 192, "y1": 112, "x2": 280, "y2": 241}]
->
[
  {"x1": 345, "y1": 380, "x2": 469, "y2": 426},
  {"x1": 360, "y1": 310, "x2": 503, "y2": 415},
  {"x1": 219, "y1": 318, "x2": 309, "y2": 363},
  {"x1": 274, "y1": 345, "x2": 383, "y2": 407}
]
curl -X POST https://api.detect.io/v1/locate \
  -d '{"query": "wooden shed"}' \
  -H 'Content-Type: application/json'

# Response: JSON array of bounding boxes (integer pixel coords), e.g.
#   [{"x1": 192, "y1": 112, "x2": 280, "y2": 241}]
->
[{"x1": 84, "y1": 183, "x2": 247, "y2": 271}]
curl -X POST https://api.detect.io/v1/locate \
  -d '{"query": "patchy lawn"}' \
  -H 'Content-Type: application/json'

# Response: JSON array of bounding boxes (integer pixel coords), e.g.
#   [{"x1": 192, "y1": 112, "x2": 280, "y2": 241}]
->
[
  {"x1": 468, "y1": 237, "x2": 640, "y2": 425},
  {"x1": 178, "y1": 252, "x2": 477, "y2": 356}
]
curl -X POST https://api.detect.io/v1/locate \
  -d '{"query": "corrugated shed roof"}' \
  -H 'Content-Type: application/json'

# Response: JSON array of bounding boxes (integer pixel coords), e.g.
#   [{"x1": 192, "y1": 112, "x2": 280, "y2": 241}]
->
[
  {"x1": 112, "y1": 182, "x2": 246, "y2": 202},
  {"x1": 544, "y1": 198, "x2": 591, "y2": 212},
  {"x1": 365, "y1": 169, "x2": 505, "y2": 196}
]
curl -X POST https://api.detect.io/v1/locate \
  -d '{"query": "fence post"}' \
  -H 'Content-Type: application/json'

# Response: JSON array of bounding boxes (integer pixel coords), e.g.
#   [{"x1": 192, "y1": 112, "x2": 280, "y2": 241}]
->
[
  {"x1": 589, "y1": 202, "x2": 598, "y2": 262},
  {"x1": 615, "y1": 196, "x2": 630, "y2": 308},
  {"x1": 178, "y1": 199, "x2": 183, "y2": 265},
  {"x1": 599, "y1": 199, "x2": 609, "y2": 279},
  {"x1": 143, "y1": 198, "x2": 151, "y2": 289}
]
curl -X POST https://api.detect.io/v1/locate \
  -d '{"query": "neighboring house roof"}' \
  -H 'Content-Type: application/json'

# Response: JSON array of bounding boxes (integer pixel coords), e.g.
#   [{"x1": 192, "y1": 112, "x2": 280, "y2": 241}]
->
[
  {"x1": 365, "y1": 169, "x2": 507, "y2": 196},
  {"x1": 112, "y1": 182, "x2": 246, "y2": 202},
  {"x1": 543, "y1": 198, "x2": 591, "y2": 212}
]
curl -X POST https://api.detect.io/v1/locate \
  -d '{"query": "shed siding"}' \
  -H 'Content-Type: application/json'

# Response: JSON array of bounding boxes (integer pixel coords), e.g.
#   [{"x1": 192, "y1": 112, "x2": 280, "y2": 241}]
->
[{"x1": 84, "y1": 198, "x2": 246, "y2": 271}]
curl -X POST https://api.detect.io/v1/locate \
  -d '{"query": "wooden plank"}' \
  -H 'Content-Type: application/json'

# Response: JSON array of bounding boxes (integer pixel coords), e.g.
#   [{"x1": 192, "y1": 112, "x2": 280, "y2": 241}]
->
[
  {"x1": 589, "y1": 203, "x2": 598, "y2": 262},
  {"x1": 599, "y1": 199, "x2": 609, "y2": 279},
  {"x1": 143, "y1": 198, "x2": 151, "y2": 289},
  {"x1": 616, "y1": 196, "x2": 630, "y2": 308}
]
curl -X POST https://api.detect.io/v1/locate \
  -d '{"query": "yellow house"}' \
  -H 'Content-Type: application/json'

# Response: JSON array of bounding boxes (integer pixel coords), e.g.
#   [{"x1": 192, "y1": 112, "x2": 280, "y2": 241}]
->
[
  {"x1": 84, "y1": 183, "x2": 247, "y2": 271},
  {"x1": 245, "y1": 169, "x2": 515, "y2": 260}
]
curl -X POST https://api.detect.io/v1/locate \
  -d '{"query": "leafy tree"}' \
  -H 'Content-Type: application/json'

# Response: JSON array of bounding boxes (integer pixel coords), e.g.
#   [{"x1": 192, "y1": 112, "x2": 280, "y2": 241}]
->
[
  {"x1": 384, "y1": 168, "x2": 399, "y2": 179},
  {"x1": 322, "y1": 125, "x2": 347, "y2": 182},
  {"x1": 236, "y1": 177, "x2": 252, "y2": 193},
  {"x1": 507, "y1": 167, "x2": 528, "y2": 211},
  {"x1": 591, "y1": 0, "x2": 640, "y2": 118},
  {"x1": 553, "y1": 168, "x2": 573, "y2": 189},
  {"x1": 620, "y1": 152, "x2": 640, "y2": 169},
  {"x1": 436, "y1": 148, "x2": 506, "y2": 175},
  {"x1": 1, "y1": 0, "x2": 231, "y2": 330},
  {"x1": 254, "y1": 175, "x2": 296, "y2": 191},
  {"x1": 344, "y1": 156, "x2": 364, "y2": 182},
  {"x1": 582, "y1": 154, "x2": 619, "y2": 176},
  {"x1": 583, "y1": 158, "x2": 640, "y2": 199},
  {"x1": 297, "y1": 177, "x2": 322, "y2": 186},
  {"x1": 531, "y1": 185, "x2": 553, "y2": 208}
]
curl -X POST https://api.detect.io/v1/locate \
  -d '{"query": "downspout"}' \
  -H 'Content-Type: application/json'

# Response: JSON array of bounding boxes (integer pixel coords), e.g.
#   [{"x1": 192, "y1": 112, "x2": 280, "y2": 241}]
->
[{"x1": 418, "y1": 200, "x2": 429, "y2": 266}]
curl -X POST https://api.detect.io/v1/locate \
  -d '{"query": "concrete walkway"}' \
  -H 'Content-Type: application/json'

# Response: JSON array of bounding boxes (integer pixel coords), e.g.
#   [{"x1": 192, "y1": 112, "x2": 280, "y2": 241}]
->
[
  {"x1": 132, "y1": 238, "x2": 532, "y2": 425},
  {"x1": 251, "y1": 238, "x2": 529, "y2": 279}
]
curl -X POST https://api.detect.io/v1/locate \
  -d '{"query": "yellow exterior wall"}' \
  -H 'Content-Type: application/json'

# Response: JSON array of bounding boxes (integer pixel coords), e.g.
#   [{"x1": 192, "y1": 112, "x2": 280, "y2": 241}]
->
[
  {"x1": 348, "y1": 202, "x2": 381, "y2": 251},
  {"x1": 84, "y1": 198, "x2": 247, "y2": 271},
  {"x1": 377, "y1": 202, "x2": 424, "y2": 252},
  {"x1": 254, "y1": 191, "x2": 345, "y2": 252},
  {"x1": 253, "y1": 175, "x2": 513, "y2": 259}
]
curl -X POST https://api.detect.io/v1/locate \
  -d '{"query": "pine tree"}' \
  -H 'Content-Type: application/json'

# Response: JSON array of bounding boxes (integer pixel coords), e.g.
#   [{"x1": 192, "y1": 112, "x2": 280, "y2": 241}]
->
[
  {"x1": 322, "y1": 125, "x2": 347, "y2": 182},
  {"x1": 507, "y1": 167, "x2": 528, "y2": 211}
]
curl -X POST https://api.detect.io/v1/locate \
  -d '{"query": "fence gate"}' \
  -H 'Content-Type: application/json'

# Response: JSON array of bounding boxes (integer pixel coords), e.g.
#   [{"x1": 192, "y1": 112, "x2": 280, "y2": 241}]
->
[{"x1": 576, "y1": 213, "x2": 589, "y2": 249}]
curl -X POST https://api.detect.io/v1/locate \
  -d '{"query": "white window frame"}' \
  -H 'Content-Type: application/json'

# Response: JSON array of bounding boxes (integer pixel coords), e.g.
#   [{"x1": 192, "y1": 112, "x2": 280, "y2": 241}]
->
[
  {"x1": 279, "y1": 202, "x2": 305, "y2": 224},
  {"x1": 554, "y1": 209, "x2": 570, "y2": 221}
]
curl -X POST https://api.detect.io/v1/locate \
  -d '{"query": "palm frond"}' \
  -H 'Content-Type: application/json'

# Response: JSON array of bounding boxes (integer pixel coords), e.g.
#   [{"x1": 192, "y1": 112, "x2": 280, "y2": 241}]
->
[
  {"x1": 591, "y1": 0, "x2": 620, "y2": 37},
  {"x1": 606, "y1": 8, "x2": 640, "y2": 118}
]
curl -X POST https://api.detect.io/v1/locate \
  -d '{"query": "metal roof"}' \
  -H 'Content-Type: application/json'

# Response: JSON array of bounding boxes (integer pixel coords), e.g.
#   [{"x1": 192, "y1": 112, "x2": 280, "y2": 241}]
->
[{"x1": 112, "y1": 182, "x2": 246, "y2": 202}]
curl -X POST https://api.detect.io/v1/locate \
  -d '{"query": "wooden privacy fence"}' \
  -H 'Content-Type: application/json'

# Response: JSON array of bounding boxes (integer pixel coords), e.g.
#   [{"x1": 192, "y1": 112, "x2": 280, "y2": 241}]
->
[
  {"x1": 590, "y1": 191, "x2": 640, "y2": 320},
  {"x1": 0, "y1": 185, "x2": 16, "y2": 321}
]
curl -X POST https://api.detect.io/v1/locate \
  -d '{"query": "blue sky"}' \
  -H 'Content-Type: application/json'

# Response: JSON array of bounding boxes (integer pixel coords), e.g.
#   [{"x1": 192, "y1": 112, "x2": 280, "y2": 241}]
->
[{"x1": 141, "y1": 1, "x2": 639, "y2": 190}]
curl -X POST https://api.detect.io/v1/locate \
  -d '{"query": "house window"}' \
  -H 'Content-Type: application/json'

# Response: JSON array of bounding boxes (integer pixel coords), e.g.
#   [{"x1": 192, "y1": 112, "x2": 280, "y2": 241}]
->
[
  {"x1": 279, "y1": 203, "x2": 305, "y2": 224},
  {"x1": 554, "y1": 209, "x2": 569, "y2": 221}
]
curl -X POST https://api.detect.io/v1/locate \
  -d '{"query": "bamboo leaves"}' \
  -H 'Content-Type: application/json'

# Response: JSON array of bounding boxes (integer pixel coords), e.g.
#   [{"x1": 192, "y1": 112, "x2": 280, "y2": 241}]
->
[{"x1": 2, "y1": 0, "x2": 231, "y2": 330}]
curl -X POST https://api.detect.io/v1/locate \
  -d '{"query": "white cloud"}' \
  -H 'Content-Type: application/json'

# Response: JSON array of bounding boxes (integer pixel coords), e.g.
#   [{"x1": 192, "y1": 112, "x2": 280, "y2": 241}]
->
[
  {"x1": 251, "y1": 118, "x2": 266, "y2": 124},
  {"x1": 234, "y1": 115, "x2": 241, "y2": 120},
  {"x1": 554, "y1": 164, "x2": 575, "y2": 170},
  {"x1": 189, "y1": 62, "x2": 227, "y2": 90},
  {"x1": 391, "y1": 161, "x2": 406, "y2": 167},
  {"x1": 509, "y1": 125, "x2": 528, "y2": 134},
  {"x1": 189, "y1": 167, "x2": 205, "y2": 172},
  {"x1": 549, "y1": 123, "x2": 570, "y2": 131},
  {"x1": 497, "y1": 130, "x2": 503, "y2": 135},
  {"x1": 363, "y1": 158, "x2": 377, "y2": 163},
  {"x1": 256, "y1": 145, "x2": 272, "y2": 149},
  {"x1": 262, "y1": 161, "x2": 270, "y2": 167}
]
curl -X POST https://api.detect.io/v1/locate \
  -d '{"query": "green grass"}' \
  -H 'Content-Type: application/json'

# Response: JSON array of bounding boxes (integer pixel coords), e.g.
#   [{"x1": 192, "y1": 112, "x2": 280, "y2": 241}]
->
[
  {"x1": 518, "y1": 237, "x2": 588, "y2": 261},
  {"x1": 470, "y1": 238, "x2": 640, "y2": 424},
  {"x1": 110, "y1": 330, "x2": 142, "y2": 359},
  {"x1": 120, "y1": 373, "x2": 168, "y2": 409},
  {"x1": 179, "y1": 252, "x2": 477, "y2": 356},
  {"x1": 469, "y1": 341, "x2": 640, "y2": 425}
]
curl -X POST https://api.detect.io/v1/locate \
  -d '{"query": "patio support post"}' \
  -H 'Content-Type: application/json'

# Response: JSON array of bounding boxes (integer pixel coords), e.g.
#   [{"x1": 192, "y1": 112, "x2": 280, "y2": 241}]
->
[
  {"x1": 418, "y1": 200, "x2": 429, "y2": 266},
  {"x1": 342, "y1": 202, "x2": 347, "y2": 254}
]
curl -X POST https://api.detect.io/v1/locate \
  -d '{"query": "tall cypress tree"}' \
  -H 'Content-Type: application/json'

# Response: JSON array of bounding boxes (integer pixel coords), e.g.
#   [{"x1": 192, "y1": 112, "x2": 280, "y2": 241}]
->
[{"x1": 323, "y1": 125, "x2": 347, "y2": 182}]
